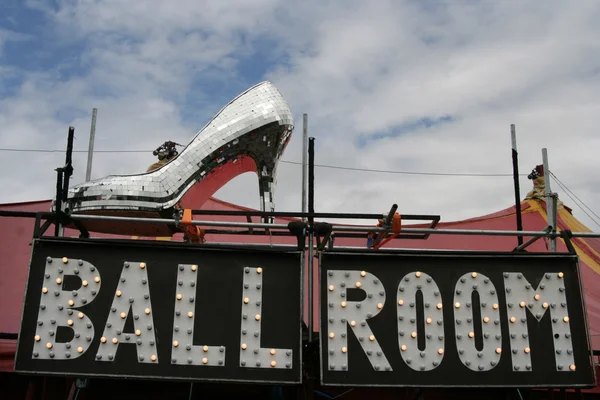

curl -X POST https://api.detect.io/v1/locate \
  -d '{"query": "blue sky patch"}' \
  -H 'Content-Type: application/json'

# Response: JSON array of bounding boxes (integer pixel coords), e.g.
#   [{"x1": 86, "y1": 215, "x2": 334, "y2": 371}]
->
[{"x1": 356, "y1": 114, "x2": 454, "y2": 148}]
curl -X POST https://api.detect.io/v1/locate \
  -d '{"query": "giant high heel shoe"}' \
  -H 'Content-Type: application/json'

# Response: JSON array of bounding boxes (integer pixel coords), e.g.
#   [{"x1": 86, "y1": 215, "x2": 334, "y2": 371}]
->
[{"x1": 57, "y1": 81, "x2": 294, "y2": 237}]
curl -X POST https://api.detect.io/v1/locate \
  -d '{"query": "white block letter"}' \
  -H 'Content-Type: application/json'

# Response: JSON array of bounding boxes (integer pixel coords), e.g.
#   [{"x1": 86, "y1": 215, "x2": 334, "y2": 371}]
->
[
  {"x1": 33, "y1": 257, "x2": 100, "y2": 360},
  {"x1": 240, "y1": 266, "x2": 292, "y2": 369},
  {"x1": 397, "y1": 271, "x2": 445, "y2": 371},
  {"x1": 503, "y1": 272, "x2": 574, "y2": 372},
  {"x1": 454, "y1": 272, "x2": 503, "y2": 371},
  {"x1": 171, "y1": 263, "x2": 226, "y2": 366},
  {"x1": 96, "y1": 261, "x2": 158, "y2": 363},
  {"x1": 326, "y1": 270, "x2": 392, "y2": 372}
]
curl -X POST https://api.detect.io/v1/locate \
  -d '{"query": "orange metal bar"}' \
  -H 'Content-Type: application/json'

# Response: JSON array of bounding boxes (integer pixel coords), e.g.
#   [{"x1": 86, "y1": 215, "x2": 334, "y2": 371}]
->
[
  {"x1": 179, "y1": 208, "x2": 206, "y2": 244},
  {"x1": 373, "y1": 213, "x2": 401, "y2": 250}
]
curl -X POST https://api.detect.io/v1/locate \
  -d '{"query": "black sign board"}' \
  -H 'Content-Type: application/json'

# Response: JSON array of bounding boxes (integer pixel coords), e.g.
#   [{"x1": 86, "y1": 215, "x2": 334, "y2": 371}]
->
[
  {"x1": 15, "y1": 238, "x2": 303, "y2": 384},
  {"x1": 319, "y1": 250, "x2": 596, "y2": 388}
]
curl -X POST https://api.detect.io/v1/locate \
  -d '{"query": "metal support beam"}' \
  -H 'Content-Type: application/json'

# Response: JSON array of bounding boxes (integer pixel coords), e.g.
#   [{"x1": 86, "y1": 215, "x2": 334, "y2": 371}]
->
[
  {"x1": 64, "y1": 213, "x2": 600, "y2": 238},
  {"x1": 53, "y1": 168, "x2": 64, "y2": 237},
  {"x1": 307, "y1": 136, "x2": 315, "y2": 342},
  {"x1": 308, "y1": 137, "x2": 315, "y2": 226},
  {"x1": 62, "y1": 126, "x2": 75, "y2": 205},
  {"x1": 514, "y1": 226, "x2": 552, "y2": 252},
  {"x1": 191, "y1": 209, "x2": 418, "y2": 220},
  {"x1": 85, "y1": 108, "x2": 98, "y2": 182},
  {"x1": 308, "y1": 231, "x2": 314, "y2": 341},
  {"x1": 55, "y1": 127, "x2": 75, "y2": 237},
  {"x1": 511, "y1": 124, "x2": 523, "y2": 246},
  {"x1": 301, "y1": 113, "x2": 308, "y2": 221},
  {"x1": 3, "y1": 208, "x2": 600, "y2": 239},
  {"x1": 542, "y1": 148, "x2": 557, "y2": 252}
]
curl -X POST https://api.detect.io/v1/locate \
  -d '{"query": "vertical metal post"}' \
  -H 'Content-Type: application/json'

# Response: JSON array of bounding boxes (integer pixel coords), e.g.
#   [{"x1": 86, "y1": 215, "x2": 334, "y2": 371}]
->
[
  {"x1": 55, "y1": 126, "x2": 75, "y2": 237},
  {"x1": 54, "y1": 169, "x2": 64, "y2": 237},
  {"x1": 308, "y1": 138, "x2": 315, "y2": 225},
  {"x1": 301, "y1": 113, "x2": 308, "y2": 221},
  {"x1": 542, "y1": 148, "x2": 556, "y2": 252},
  {"x1": 62, "y1": 127, "x2": 75, "y2": 202},
  {"x1": 308, "y1": 137, "x2": 315, "y2": 341},
  {"x1": 511, "y1": 124, "x2": 523, "y2": 246},
  {"x1": 85, "y1": 108, "x2": 97, "y2": 182}
]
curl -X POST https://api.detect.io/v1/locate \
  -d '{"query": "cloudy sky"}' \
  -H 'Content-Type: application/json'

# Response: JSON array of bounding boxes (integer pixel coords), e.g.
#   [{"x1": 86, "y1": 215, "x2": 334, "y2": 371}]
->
[{"x1": 1, "y1": 0, "x2": 599, "y2": 230}]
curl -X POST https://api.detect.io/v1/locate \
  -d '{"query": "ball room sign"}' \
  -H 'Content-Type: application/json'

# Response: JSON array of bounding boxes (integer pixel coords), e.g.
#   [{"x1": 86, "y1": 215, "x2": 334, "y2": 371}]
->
[
  {"x1": 15, "y1": 238, "x2": 303, "y2": 384},
  {"x1": 15, "y1": 238, "x2": 596, "y2": 388},
  {"x1": 319, "y1": 250, "x2": 596, "y2": 388}
]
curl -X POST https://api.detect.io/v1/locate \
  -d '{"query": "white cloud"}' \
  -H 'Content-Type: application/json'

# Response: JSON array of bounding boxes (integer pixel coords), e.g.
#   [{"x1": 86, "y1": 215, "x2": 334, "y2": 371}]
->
[
  {"x1": 1, "y1": 0, "x2": 600, "y2": 233},
  {"x1": 259, "y1": 0, "x2": 600, "y2": 229}
]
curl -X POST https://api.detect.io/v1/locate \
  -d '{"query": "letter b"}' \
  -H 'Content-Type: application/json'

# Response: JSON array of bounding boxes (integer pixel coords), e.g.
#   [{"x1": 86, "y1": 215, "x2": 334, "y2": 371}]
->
[{"x1": 32, "y1": 257, "x2": 100, "y2": 360}]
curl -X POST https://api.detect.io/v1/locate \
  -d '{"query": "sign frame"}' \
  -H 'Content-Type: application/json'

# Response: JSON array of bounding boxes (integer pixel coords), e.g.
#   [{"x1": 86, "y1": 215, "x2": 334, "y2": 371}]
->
[
  {"x1": 318, "y1": 248, "x2": 596, "y2": 388},
  {"x1": 15, "y1": 237, "x2": 304, "y2": 385}
]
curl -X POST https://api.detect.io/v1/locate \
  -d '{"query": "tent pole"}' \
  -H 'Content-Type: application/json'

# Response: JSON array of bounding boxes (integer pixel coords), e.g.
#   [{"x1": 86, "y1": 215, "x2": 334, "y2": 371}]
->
[
  {"x1": 511, "y1": 124, "x2": 523, "y2": 246},
  {"x1": 302, "y1": 113, "x2": 308, "y2": 222},
  {"x1": 307, "y1": 137, "x2": 315, "y2": 342},
  {"x1": 85, "y1": 108, "x2": 98, "y2": 182},
  {"x1": 55, "y1": 126, "x2": 75, "y2": 237},
  {"x1": 54, "y1": 168, "x2": 63, "y2": 236},
  {"x1": 542, "y1": 148, "x2": 557, "y2": 252}
]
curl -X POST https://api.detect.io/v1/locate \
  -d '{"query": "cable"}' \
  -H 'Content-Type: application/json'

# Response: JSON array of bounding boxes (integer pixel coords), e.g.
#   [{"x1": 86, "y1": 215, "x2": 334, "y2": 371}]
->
[
  {"x1": 332, "y1": 389, "x2": 355, "y2": 399},
  {"x1": 0, "y1": 147, "x2": 526, "y2": 177},
  {"x1": 0, "y1": 148, "x2": 147, "y2": 153},
  {"x1": 282, "y1": 160, "x2": 523, "y2": 177},
  {"x1": 551, "y1": 172, "x2": 600, "y2": 223},
  {"x1": 313, "y1": 390, "x2": 333, "y2": 399},
  {"x1": 550, "y1": 173, "x2": 600, "y2": 229},
  {"x1": 550, "y1": 174, "x2": 600, "y2": 227}
]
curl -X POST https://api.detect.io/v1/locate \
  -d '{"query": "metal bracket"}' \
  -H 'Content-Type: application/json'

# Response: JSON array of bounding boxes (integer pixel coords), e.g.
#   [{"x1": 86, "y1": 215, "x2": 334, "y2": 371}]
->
[
  {"x1": 287, "y1": 221, "x2": 307, "y2": 251},
  {"x1": 513, "y1": 226, "x2": 552, "y2": 252},
  {"x1": 371, "y1": 204, "x2": 398, "y2": 248},
  {"x1": 246, "y1": 216, "x2": 254, "y2": 235},
  {"x1": 559, "y1": 230, "x2": 577, "y2": 255},
  {"x1": 315, "y1": 222, "x2": 333, "y2": 252},
  {"x1": 179, "y1": 208, "x2": 206, "y2": 244},
  {"x1": 71, "y1": 219, "x2": 90, "y2": 239},
  {"x1": 32, "y1": 210, "x2": 89, "y2": 239},
  {"x1": 75, "y1": 378, "x2": 89, "y2": 389},
  {"x1": 58, "y1": 210, "x2": 90, "y2": 239},
  {"x1": 328, "y1": 233, "x2": 335, "y2": 250},
  {"x1": 173, "y1": 206, "x2": 183, "y2": 229},
  {"x1": 32, "y1": 213, "x2": 54, "y2": 239}
]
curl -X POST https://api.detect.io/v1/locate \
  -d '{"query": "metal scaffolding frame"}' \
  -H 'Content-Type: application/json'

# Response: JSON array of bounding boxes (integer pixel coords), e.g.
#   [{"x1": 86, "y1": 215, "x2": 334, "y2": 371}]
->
[{"x1": 3, "y1": 209, "x2": 599, "y2": 240}]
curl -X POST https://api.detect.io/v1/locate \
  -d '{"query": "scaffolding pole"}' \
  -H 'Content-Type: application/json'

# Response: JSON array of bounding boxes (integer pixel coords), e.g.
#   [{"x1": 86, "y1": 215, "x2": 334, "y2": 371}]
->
[
  {"x1": 62, "y1": 213, "x2": 600, "y2": 238},
  {"x1": 301, "y1": 113, "x2": 308, "y2": 221},
  {"x1": 511, "y1": 124, "x2": 523, "y2": 246},
  {"x1": 307, "y1": 136, "x2": 315, "y2": 341},
  {"x1": 542, "y1": 148, "x2": 557, "y2": 252},
  {"x1": 55, "y1": 127, "x2": 75, "y2": 237},
  {"x1": 3, "y1": 209, "x2": 599, "y2": 239},
  {"x1": 85, "y1": 108, "x2": 98, "y2": 182}
]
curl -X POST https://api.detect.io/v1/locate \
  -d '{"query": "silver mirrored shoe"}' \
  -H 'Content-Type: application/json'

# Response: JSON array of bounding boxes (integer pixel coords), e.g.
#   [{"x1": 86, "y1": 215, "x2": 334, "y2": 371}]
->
[{"x1": 57, "y1": 81, "x2": 294, "y2": 236}]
